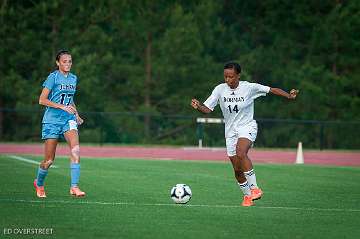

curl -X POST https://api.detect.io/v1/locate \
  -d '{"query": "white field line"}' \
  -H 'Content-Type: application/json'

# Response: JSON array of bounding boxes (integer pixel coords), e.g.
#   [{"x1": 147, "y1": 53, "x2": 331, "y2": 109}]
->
[
  {"x1": 1, "y1": 198, "x2": 359, "y2": 212},
  {"x1": 8, "y1": 155, "x2": 58, "y2": 168},
  {"x1": 92, "y1": 157, "x2": 177, "y2": 161},
  {"x1": 182, "y1": 147, "x2": 226, "y2": 151}
]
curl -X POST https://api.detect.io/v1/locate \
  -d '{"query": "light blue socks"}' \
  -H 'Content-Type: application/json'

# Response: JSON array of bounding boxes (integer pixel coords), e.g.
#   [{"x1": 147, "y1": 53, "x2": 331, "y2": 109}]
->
[
  {"x1": 70, "y1": 163, "x2": 81, "y2": 187},
  {"x1": 36, "y1": 168, "x2": 48, "y2": 186}
]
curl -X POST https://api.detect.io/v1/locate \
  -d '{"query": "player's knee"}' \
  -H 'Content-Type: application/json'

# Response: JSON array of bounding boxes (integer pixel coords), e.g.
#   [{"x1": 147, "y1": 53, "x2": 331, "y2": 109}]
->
[
  {"x1": 237, "y1": 151, "x2": 247, "y2": 160},
  {"x1": 41, "y1": 159, "x2": 54, "y2": 169},
  {"x1": 71, "y1": 145, "x2": 80, "y2": 161}
]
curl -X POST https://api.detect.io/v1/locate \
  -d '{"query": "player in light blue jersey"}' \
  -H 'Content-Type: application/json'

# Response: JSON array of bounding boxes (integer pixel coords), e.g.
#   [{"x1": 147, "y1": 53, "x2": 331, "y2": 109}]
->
[{"x1": 34, "y1": 50, "x2": 86, "y2": 198}]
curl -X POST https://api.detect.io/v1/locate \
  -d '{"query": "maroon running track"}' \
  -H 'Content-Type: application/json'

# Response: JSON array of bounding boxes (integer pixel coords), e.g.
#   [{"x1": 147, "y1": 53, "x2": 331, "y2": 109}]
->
[{"x1": 0, "y1": 143, "x2": 359, "y2": 166}]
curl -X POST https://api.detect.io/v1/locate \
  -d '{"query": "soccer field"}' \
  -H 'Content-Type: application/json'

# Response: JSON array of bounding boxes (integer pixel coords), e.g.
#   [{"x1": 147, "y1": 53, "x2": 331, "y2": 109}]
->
[{"x1": 0, "y1": 154, "x2": 359, "y2": 239}]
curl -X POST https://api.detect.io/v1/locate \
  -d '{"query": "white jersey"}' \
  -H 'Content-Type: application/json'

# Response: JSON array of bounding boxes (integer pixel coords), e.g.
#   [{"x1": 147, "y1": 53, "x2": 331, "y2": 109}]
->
[{"x1": 203, "y1": 81, "x2": 270, "y2": 137}]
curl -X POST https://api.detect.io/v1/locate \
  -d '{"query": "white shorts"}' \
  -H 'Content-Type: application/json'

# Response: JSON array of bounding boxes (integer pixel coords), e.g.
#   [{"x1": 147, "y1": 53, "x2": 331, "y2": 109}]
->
[{"x1": 225, "y1": 121, "x2": 258, "y2": 157}]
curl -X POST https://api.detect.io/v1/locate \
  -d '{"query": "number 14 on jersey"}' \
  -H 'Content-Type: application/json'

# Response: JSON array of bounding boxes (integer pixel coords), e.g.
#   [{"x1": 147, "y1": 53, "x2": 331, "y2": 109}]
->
[{"x1": 228, "y1": 105, "x2": 239, "y2": 113}]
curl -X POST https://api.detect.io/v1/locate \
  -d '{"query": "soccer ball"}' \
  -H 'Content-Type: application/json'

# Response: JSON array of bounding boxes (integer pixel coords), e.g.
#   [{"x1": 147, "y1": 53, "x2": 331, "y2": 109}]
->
[{"x1": 170, "y1": 184, "x2": 192, "y2": 204}]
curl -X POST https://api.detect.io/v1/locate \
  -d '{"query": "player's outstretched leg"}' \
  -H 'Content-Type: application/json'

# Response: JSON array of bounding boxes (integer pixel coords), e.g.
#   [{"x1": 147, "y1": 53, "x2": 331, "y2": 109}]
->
[
  {"x1": 230, "y1": 155, "x2": 254, "y2": 206},
  {"x1": 237, "y1": 138, "x2": 263, "y2": 201},
  {"x1": 69, "y1": 161, "x2": 85, "y2": 197},
  {"x1": 34, "y1": 139, "x2": 57, "y2": 198},
  {"x1": 65, "y1": 129, "x2": 86, "y2": 197}
]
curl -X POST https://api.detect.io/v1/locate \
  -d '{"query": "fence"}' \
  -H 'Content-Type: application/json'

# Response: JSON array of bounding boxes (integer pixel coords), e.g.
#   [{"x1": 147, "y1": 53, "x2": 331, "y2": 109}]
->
[
  {"x1": 0, "y1": 108, "x2": 359, "y2": 150},
  {"x1": 196, "y1": 117, "x2": 360, "y2": 150}
]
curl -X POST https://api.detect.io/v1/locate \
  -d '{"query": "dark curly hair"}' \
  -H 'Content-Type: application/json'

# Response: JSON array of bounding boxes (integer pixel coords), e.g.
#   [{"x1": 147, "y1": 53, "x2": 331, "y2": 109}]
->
[{"x1": 224, "y1": 61, "x2": 241, "y2": 74}]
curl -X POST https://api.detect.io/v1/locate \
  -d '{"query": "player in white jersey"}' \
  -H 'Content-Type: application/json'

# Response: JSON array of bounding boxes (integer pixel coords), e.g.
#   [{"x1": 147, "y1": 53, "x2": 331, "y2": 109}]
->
[{"x1": 191, "y1": 62, "x2": 298, "y2": 206}]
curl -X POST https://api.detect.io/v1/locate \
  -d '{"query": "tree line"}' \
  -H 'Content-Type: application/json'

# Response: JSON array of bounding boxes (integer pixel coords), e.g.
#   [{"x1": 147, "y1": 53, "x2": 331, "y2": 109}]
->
[{"x1": 0, "y1": 0, "x2": 359, "y2": 148}]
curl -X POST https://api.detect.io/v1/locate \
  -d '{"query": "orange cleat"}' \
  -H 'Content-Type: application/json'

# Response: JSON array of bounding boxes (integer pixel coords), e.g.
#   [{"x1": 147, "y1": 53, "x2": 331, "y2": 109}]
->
[
  {"x1": 242, "y1": 195, "x2": 254, "y2": 207},
  {"x1": 33, "y1": 179, "x2": 46, "y2": 198},
  {"x1": 70, "y1": 186, "x2": 86, "y2": 197},
  {"x1": 251, "y1": 188, "x2": 263, "y2": 200}
]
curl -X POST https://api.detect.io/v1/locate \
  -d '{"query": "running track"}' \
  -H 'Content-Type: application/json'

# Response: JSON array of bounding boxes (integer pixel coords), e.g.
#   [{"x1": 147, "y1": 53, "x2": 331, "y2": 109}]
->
[{"x1": 0, "y1": 143, "x2": 359, "y2": 166}]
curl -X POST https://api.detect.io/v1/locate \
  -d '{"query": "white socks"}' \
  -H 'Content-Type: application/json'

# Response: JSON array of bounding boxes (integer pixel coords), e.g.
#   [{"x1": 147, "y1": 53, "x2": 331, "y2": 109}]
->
[
  {"x1": 238, "y1": 181, "x2": 251, "y2": 196},
  {"x1": 244, "y1": 169, "x2": 258, "y2": 189}
]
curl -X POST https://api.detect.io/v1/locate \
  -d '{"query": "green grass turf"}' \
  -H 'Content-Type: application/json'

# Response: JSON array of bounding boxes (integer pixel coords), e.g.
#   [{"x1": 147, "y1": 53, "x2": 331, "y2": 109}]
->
[{"x1": 0, "y1": 154, "x2": 359, "y2": 239}]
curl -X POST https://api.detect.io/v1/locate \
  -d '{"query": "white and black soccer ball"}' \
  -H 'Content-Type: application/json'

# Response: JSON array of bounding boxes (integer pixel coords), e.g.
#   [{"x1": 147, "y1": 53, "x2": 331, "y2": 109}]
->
[{"x1": 170, "y1": 184, "x2": 192, "y2": 204}]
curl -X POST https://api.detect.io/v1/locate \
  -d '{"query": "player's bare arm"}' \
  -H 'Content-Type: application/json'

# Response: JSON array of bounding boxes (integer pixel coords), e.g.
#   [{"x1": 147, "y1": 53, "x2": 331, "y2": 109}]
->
[
  {"x1": 39, "y1": 88, "x2": 77, "y2": 114},
  {"x1": 190, "y1": 99, "x2": 212, "y2": 114},
  {"x1": 270, "y1": 88, "x2": 299, "y2": 100},
  {"x1": 71, "y1": 103, "x2": 84, "y2": 125}
]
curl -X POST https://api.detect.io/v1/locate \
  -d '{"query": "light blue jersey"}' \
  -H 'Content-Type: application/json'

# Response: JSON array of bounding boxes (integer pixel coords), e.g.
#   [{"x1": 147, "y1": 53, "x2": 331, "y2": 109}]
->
[{"x1": 42, "y1": 70, "x2": 77, "y2": 124}]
